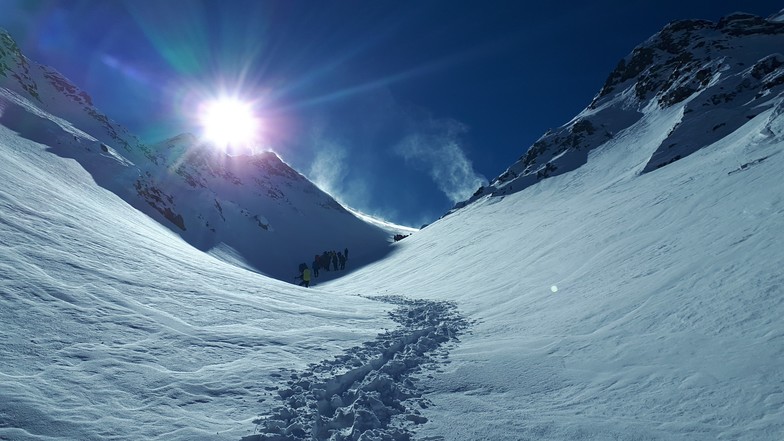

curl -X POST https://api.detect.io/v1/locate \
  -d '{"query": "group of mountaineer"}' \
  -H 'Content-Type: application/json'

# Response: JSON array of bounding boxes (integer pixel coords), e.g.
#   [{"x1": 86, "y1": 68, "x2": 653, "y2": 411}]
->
[{"x1": 296, "y1": 248, "x2": 349, "y2": 287}]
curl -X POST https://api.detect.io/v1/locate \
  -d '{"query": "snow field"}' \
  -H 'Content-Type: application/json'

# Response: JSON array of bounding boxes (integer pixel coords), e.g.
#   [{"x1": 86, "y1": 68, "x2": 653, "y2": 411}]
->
[
  {"x1": 244, "y1": 296, "x2": 468, "y2": 440},
  {"x1": 322, "y1": 102, "x2": 784, "y2": 440},
  {"x1": 1, "y1": 56, "x2": 783, "y2": 441},
  {"x1": 0, "y1": 123, "x2": 398, "y2": 440}
]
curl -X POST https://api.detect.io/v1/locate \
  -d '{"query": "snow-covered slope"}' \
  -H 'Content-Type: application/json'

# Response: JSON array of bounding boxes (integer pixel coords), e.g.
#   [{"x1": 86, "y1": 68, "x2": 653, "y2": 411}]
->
[
  {"x1": 1, "y1": 11, "x2": 783, "y2": 441},
  {"x1": 453, "y1": 11, "x2": 784, "y2": 211},
  {"x1": 325, "y1": 91, "x2": 784, "y2": 440},
  {"x1": 0, "y1": 28, "x2": 396, "y2": 281},
  {"x1": 134, "y1": 133, "x2": 394, "y2": 279},
  {"x1": 0, "y1": 118, "x2": 405, "y2": 440}
]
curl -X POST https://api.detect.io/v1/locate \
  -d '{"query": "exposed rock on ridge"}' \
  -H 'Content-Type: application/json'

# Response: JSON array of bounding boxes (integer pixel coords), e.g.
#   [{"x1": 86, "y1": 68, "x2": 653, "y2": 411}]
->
[{"x1": 453, "y1": 11, "x2": 784, "y2": 212}]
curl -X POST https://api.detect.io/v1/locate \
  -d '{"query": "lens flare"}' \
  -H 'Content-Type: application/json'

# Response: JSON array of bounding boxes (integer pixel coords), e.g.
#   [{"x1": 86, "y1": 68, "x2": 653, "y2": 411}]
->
[{"x1": 199, "y1": 98, "x2": 260, "y2": 150}]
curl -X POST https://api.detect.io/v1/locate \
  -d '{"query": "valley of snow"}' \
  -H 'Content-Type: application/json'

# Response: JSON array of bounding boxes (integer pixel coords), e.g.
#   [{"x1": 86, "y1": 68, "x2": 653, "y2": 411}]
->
[
  {"x1": 3, "y1": 11, "x2": 784, "y2": 440},
  {"x1": 326, "y1": 102, "x2": 784, "y2": 440},
  {"x1": 2, "y1": 85, "x2": 783, "y2": 440}
]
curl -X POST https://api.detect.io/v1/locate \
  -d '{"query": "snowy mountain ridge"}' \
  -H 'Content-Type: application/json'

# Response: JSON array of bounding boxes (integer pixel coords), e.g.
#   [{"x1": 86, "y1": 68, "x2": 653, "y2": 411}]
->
[
  {"x1": 0, "y1": 28, "x2": 396, "y2": 281},
  {"x1": 1, "y1": 11, "x2": 783, "y2": 441},
  {"x1": 453, "y1": 10, "x2": 784, "y2": 211}
]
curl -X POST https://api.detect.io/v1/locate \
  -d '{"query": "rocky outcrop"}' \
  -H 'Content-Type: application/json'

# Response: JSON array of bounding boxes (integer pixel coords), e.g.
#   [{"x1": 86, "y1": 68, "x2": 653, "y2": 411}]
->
[{"x1": 452, "y1": 11, "x2": 784, "y2": 213}]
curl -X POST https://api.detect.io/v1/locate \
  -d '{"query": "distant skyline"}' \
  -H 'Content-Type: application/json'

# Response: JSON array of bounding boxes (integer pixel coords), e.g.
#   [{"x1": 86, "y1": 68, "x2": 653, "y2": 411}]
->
[{"x1": 1, "y1": 0, "x2": 779, "y2": 226}]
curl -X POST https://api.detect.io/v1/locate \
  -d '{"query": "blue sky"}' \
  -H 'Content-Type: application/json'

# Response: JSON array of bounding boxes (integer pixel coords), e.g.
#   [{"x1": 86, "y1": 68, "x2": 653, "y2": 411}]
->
[{"x1": 1, "y1": 0, "x2": 779, "y2": 226}]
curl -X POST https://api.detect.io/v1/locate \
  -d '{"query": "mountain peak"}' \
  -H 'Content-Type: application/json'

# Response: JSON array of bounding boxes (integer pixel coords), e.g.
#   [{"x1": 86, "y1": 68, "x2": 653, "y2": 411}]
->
[
  {"x1": 716, "y1": 11, "x2": 783, "y2": 34},
  {"x1": 450, "y1": 11, "x2": 784, "y2": 214},
  {"x1": 0, "y1": 29, "x2": 397, "y2": 281}
]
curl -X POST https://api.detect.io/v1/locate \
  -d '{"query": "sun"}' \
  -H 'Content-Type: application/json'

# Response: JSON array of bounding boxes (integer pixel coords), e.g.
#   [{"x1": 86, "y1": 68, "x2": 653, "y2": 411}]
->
[{"x1": 199, "y1": 98, "x2": 260, "y2": 150}]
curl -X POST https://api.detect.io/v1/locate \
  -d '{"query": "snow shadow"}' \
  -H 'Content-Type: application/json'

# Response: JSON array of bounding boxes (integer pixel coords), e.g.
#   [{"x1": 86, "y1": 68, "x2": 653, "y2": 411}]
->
[
  {"x1": 242, "y1": 296, "x2": 470, "y2": 441},
  {"x1": 0, "y1": 91, "x2": 133, "y2": 193}
]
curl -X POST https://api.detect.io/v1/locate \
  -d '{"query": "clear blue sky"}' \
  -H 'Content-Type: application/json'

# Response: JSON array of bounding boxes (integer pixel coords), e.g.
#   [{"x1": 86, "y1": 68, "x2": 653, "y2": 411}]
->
[{"x1": 1, "y1": 0, "x2": 779, "y2": 226}]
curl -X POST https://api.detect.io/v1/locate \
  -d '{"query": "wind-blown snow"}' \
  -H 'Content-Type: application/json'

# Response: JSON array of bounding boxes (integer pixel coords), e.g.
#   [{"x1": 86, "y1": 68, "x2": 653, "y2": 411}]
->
[
  {"x1": 3, "y1": 86, "x2": 782, "y2": 441},
  {"x1": 0, "y1": 119, "x2": 397, "y2": 440},
  {"x1": 2, "y1": 13, "x2": 784, "y2": 441},
  {"x1": 324, "y1": 101, "x2": 784, "y2": 440},
  {"x1": 0, "y1": 28, "x2": 394, "y2": 282}
]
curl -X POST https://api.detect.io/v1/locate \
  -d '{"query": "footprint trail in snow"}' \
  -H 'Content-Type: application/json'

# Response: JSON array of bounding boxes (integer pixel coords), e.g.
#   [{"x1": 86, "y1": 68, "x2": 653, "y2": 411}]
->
[{"x1": 242, "y1": 296, "x2": 470, "y2": 441}]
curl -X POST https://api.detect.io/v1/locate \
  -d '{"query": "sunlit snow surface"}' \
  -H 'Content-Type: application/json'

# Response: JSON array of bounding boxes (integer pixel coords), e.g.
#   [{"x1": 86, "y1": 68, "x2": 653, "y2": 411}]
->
[
  {"x1": 0, "y1": 120, "x2": 400, "y2": 440},
  {"x1": 323, "y1": 103, "x2": 784, "y2": 440},
  {"x1": 2, "y1": 96, "x2": 783, "y2": 440}
]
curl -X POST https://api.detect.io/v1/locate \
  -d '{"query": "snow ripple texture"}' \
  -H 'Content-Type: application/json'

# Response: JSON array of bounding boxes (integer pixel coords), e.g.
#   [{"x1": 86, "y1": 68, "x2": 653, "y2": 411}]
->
[{"x1": 242, "y1": 296, "x2": 469, "y2": 441}]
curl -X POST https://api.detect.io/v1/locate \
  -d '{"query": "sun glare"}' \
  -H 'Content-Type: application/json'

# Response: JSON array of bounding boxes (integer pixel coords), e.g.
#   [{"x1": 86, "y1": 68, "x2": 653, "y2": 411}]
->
[{"x1": 199, "y1": 98, "x2": 260, "y2": 150}]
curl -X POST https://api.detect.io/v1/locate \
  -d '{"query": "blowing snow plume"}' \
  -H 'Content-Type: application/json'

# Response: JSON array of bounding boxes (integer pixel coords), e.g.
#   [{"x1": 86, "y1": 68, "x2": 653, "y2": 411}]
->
[
  {"x1": 394, "y1": 118, "x2": 485, "y2": 204},
  {"x1": 305, "y1": 127, "x2": 381, "y2": 219},
  {"x1": 308, "y1": 134, "x2": 351, "y2": 198}
]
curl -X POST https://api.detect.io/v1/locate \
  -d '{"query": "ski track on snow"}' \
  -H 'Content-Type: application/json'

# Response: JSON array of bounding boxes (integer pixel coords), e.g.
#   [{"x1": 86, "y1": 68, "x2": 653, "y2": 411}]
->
[{"x1": 242, "y1": 296, "x2": 470, "y2": 441}]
